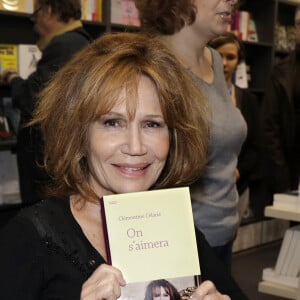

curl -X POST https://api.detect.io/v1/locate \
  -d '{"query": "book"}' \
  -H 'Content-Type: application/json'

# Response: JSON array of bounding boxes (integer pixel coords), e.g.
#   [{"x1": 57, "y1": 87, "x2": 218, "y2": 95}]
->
[
  {"x1": 101, "y1": 187, "x2": 201, "y2": 299},
  {"x1": 111, "y1": 0, "x2": 140, "y2": 26},
  {"x1": 281, "y1": 229, "x2": 298, "y2": 276},
  {"x1": 262, "y1": 267, "x2": 299, "y2": 288},
  {"x1": 0, "y1": 44, "x2": 18, "y2": 72},
  {"x1": 285, "y1": 225, "x2": 300, "y2": 277},
  {"x1": 17, "y1": 44, "x2": 41, "y2": 79},
  {"x1": 235, "y1": 61, "x2": 248, "y2": 88},
  {"x1": 274, "y1": 228, "x2": 294, "y2": 275},
  {"x1": 81, "y1": 0, "x2": 102, "y2": 22},
  {"x1": 273, "y1": 193, "x2": 300, "y2": 210},
  {"x1": 247, "y1": 18, "x2": 258, "y2": 42},
  {"x1": 121, "y1": 0, "x2": 140, "y2": 26}
]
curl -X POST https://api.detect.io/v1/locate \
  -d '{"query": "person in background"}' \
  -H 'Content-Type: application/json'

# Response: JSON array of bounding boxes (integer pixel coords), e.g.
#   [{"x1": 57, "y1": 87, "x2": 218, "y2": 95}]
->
[
  {"x1": 261, "y1": 6, "x2": 300, "y2": 197},
  {"x1": 208, "y1": 32, "x2": 261, "y2": 224},
  {"x1": 0, "y1": 32, "x2": 247, "y2": 300},
  {"x1": 134, "y1": 0, "x2": 246, "y2": 272},
  {"x1": 0, "y1": 0, "x2": 92, "y2": 204},
  {"x1": 144, "y1": 279, "x2": 181, "y2": 300}
]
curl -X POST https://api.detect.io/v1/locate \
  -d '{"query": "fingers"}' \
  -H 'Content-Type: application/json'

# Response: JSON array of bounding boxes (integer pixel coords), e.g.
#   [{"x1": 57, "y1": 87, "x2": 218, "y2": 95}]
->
[
  {"x1": 80, "y1": 264, "x2": 126, "y2": 300},
  {"x1": 191, "y1": 280, "x2": 231, "y2": 300},
  {"x1": 0, "y1": 69, "x2": 19, "y2": 85}
]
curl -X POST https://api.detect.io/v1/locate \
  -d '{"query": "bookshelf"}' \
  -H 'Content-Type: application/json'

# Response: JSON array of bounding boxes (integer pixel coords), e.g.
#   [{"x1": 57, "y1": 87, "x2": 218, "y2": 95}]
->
[
  {"x1": 0, "y1": 0, "x2": 299, "y2": 205},
  {"x1": 258, "y1": 204, "x2": 300, "y2": 299},
  {"x1": 237, "y1": 0, "x2": 299, "y2": 97}
]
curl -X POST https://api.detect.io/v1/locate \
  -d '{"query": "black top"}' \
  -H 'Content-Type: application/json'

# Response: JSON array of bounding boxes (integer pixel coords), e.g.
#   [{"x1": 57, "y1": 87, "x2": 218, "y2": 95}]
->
[
  {"x1": 262, "y1": 49, "x2": 299, "y2": 192},
  {"x1": 0, "y1": 199, "x2": 248, "y2": 300},
  {"x1": 235, "y1": 86, "x2": 262, "y2": 195},
  {"x1": 11, "y1": 27, "x2": 92, "y2": 120}
]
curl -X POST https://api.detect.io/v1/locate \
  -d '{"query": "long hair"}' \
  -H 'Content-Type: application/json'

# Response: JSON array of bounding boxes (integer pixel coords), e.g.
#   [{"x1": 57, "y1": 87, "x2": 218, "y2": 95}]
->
[{"x1": 144, "y1": 279, "x2": 181, "y2": 300}]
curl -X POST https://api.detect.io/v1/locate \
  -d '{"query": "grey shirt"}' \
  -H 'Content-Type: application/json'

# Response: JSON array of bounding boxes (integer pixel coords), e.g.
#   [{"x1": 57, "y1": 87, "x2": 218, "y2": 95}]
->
[{"x1": 190, "y1": 48, "x2": 247, "y2": 247}]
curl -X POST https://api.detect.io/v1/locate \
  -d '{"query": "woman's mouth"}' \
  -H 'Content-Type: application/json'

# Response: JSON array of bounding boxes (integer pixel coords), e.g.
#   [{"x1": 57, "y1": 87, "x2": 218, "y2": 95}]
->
[{"x1": 218, "y1": 12, "x2": 233, "y2": 23}]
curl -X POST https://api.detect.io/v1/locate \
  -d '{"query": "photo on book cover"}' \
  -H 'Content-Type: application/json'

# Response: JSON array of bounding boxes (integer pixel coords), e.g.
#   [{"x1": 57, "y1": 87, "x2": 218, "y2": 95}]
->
[{"x1": 120, "y1": 275, "x2": 200, "y2": 300}]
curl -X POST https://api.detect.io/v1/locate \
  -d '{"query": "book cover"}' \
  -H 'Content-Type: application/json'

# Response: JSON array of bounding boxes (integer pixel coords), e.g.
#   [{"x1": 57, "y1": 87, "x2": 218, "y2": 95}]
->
[
  {"x1": 101, "y1": 187, "x2": 201, "y2": 299},
  {"x1": 111, "y1": 0, "x2": 122, "y2": 24},
  {"x1": 274, "y1": 228, "x2": 294, "y2": 275},
  {"x1": 285, "y1": 225, "x2": 300, "y2": 277},
  {"x1": 281, "y1": 229, "x2": 297, "y2": 276},
  {"x1": 121, "y1": 0, "x2": 140, "y2": 26},
  {"x1": 273, "y1": 193, "x2": 300, "y2": 210},
  {"x1": 247, "y1": 18, "x2": 258, "y2": 42},
  {"x1": 0, "y1": 44, "x2": 18, "y2": 72},
  {"x1": 235, "y1": 61, "x2": 248, "y2": 88},
  {"x1": 17, "y1": 44, "x2": 41, "y2": 79}
]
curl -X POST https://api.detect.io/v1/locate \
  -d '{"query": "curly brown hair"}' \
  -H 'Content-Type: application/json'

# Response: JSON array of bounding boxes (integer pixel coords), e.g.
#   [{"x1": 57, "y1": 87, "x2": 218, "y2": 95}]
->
[{"x1": 134, "y1": 0, "x2": 197, "y2": 35}]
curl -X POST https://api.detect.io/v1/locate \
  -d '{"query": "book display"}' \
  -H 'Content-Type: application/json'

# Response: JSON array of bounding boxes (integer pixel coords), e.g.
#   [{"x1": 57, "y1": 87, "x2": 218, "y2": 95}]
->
[
  {"x1": 258, "y1": 194, "x2": 300, "y2": 299},
  {"x1": 101, "y1": 187, "x2": 200, "y2": 299}
]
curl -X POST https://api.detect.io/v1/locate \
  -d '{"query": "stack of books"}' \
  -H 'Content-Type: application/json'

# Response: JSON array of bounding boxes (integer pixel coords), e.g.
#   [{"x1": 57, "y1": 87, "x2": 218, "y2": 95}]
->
[
  {"x1": 273, "y1": 192, "x2": 300, "y2": 211},
  {"x1": 230, "y1": 10, "x2": 258, "y2": 42},
  {"x1": 262, "y1": 224, "x2": 300, "y2": 288}
]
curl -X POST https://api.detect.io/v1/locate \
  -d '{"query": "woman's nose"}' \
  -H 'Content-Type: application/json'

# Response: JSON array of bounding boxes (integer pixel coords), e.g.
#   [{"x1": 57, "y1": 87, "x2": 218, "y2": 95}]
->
[{"x1": 121, "y1": 126, "x2": 147, "y2": 155}]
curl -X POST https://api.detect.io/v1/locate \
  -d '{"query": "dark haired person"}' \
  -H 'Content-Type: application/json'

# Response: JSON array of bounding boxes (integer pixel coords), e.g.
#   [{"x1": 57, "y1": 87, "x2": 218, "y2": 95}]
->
[
  {"x1": 261, "y1": 6, "x2": 300, "y2": 197},
  {"x1": 208, "y1": 32, "x2": 261, "y2": 223},
  {"x1": 0, "y1": 0, "x2": 92, "y2": 203},
  {"x1": 144, "y1": 279, "x2": 181, "y2": 300}
]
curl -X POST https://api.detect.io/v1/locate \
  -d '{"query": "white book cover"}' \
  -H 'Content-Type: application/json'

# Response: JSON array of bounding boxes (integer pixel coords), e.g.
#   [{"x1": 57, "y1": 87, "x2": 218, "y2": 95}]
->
[
  {"x1": 286, "y1": 226, "x2": 300, "y2": 277},
  {"x1": 274, "y1": 228, "x2": 294, "y2": 275},
  {"x1": 111, "y1": 0, "x2": 122, "y2": 24},
  {"x1": 239, "y1": 11, "x2": 250, "y2": 41},
  {"x1": 274, "y1": 193, "x2": 300, "y2": 210},
  {"x1": 247, "y1": 18, "x2": 258, "y2": 42},
  {"x1": 235, "y1": 61, "x2": 248, "y2": 88},
  {"x1": 18, "y1": 44, "x2": 41, "y2": 79},
  {"x1": 281, "y1": 230, "x2": 298, "y2": 276}
]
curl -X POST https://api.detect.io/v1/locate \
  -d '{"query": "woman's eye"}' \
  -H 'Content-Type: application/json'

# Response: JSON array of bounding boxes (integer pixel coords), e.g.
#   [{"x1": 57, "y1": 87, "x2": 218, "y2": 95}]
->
[
  {"x1": 145, "y1": 121, "x2": 162, "y2": 128},
  {"x1": 227, "y1": 55, "x2": 237, "y2": 61},
  {"x1": 103, "y1": 119, "x2": 120, "y2": 127}
]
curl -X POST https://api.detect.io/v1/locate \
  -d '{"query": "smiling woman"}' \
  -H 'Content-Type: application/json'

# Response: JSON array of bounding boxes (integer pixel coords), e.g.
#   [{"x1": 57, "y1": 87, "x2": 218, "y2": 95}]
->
[
  {"x1": 33, "y1": 32, "x2": 209, "y2": 201},
  {"x1": 0, "y1": 32, "x2": 247, "y2": 300}
]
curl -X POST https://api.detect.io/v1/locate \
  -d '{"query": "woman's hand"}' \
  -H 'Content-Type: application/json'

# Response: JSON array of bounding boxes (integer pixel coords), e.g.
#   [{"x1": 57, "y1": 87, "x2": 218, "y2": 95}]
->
[
  {"x1": 191, "y1": 280, "x2": 230, "y2": 300},
  {"x1": 80, "y1": 264, "x2": 126, "y2": 300}
]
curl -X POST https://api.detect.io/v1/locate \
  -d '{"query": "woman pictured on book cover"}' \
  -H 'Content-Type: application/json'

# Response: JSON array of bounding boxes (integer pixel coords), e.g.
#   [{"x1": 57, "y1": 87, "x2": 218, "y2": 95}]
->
[
  {"x1": 0, "y1": 32, "x2": 247, "y2": 299},
  {"x1": 145, "y1": 279, "x2": 181, "y2": 300}
]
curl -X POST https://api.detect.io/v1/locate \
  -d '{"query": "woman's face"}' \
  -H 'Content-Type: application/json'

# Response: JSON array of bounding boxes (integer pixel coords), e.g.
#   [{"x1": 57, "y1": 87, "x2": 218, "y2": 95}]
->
[
  {"x1": 153, "y1": 286, "x2": 170, "y2": 300},
  {"x1": 193, "y1": 0, "x2": 237, "y2": 38},
  {"x1": 88, "y1": 75, "x2": 170, "y2": 197},
  {"x1": 216, "y1": 42, "x2": 239, "y2": 83}
]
